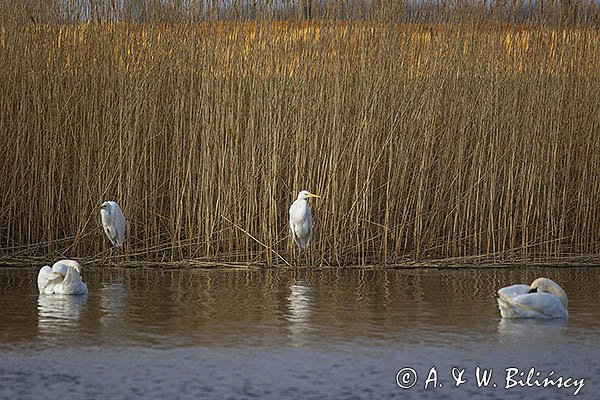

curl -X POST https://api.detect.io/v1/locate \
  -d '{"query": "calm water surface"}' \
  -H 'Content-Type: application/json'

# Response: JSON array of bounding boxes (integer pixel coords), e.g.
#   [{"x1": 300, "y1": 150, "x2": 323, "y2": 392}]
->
[{"x1": 0, "y1": 266, "x2": 598, "y2": 399}]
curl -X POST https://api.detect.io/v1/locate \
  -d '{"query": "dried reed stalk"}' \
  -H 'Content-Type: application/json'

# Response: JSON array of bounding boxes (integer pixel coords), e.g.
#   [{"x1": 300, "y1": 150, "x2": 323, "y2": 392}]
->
[{"x1": 0, "y1": 18, "x2": 599, "y2": 266}]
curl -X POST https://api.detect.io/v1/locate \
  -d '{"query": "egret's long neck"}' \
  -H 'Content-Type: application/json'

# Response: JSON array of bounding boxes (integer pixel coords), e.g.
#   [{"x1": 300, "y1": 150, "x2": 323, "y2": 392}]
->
[
  {"x1": 299, "y1": 199, "x2": 308, "y2": 209},
  {"x1": 293, "y1": 200, "x2": 309, "y2": 219}
]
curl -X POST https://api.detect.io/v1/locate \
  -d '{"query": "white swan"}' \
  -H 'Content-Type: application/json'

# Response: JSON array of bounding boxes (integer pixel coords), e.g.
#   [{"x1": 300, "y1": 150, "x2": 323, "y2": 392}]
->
[
  {"x1": 37, "y1": 260, "x2": 88, "y2": 295},
  {"x1": 497, "y1": 277, "x2": 568, "y2": 319}
]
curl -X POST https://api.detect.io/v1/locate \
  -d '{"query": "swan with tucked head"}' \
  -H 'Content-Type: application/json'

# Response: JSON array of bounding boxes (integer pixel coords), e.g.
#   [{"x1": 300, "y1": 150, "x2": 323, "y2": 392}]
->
[
  {"x1": 289, "y1": 190, "x2": 320, "y2": 251},
  {"x1": 497, "y1": 277, "x2": 568, "y2": 319},
  {"x1": 37, "y1": 260, "x2": 88, "y2": 295}
]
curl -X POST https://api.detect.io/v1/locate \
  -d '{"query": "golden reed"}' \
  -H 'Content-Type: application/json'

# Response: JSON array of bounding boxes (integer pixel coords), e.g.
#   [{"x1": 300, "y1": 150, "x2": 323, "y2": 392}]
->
[{"x1": 1, "y1": 14, "x2": 599, "y2": 266}]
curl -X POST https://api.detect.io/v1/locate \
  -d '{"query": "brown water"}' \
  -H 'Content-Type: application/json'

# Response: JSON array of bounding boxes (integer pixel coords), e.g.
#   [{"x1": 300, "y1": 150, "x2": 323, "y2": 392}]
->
[{"x1": 0, "y1": 266, "x2": 598, "y2": 399}]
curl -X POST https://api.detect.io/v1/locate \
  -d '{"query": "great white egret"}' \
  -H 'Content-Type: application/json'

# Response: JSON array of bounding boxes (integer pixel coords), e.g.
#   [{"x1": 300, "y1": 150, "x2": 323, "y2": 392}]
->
[
  {"x1": 100, "y1": 201, "x2": 126, "y2": 249},
  {"x1": 497, "y1": 277, "x2": 568, "y2": 319},
  {"x1": 37, "y1": 259, "x2": 88, "y2": 295},
  {"x1": 289, "y1": 190, "x2": 320, "y2": 251}
]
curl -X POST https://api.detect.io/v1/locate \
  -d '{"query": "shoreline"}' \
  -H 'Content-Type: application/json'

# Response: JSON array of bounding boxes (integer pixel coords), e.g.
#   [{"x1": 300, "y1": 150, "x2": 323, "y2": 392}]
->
[{"x1": 1, "y1": 257, "x2": 598, "y2": 269}]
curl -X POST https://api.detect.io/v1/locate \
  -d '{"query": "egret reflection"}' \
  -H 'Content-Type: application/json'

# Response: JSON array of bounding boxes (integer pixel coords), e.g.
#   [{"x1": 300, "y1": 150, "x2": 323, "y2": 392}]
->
[{"x1": 287, "y1": 280, "x2": 312, "y2": 346}]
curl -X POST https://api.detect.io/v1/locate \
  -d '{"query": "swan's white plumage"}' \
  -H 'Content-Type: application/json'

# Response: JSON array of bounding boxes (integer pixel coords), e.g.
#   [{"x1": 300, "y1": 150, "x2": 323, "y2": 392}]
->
[
  {"x1": 100, "y1": 200, "x2": 126, "y2": 248},
  {"x1": 289, "y1": 190, "x2": 320, "y2": 250},
  {"x1": 37, "y1": 266, "x2": 58, "y2": 292},
  {"x1": 37, "y1": 260, "x2": 88, "y2": 295},
  {"x1": 497, "y1": 278, "x2": 568, "y2": 319},
  {"x1": 51, "y1": 261, "x2": 68, "y2": 276}
]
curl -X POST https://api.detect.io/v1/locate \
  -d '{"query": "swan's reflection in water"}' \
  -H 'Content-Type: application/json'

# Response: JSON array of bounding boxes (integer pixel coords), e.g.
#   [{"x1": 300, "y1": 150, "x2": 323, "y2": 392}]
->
[
  {"x1": 287, "y1": 280, "x2": 312, "y2": 346},
  {"x1": 37, "y1": 295, "x2": 87, "y2": 339},
  {"x1": 497, "y1": 318, "x2": 568, "y2": 341}
]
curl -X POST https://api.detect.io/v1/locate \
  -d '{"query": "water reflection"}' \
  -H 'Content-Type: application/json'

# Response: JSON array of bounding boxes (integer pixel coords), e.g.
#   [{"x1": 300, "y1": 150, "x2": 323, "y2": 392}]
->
[
  {"x1": 497, "y1": 318, "x2": 568, "y2": 340},
  {"x1": 287, "y1": 280, "x2": 312, "y2": 346},
  {"x1": 0, "y1": 267, "x2": 597, "y2": 399},
  {"x1": 37, "y1": 294, "x2": 87, "y2": 338},
  {"x1": 100, "y1": 282, "x2": 127, "y2": 332}
]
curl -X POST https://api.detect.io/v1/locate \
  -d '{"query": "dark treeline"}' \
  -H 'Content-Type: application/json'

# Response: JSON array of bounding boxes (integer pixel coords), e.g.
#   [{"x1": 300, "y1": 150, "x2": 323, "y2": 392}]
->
[{"x1": 2, "y1": 0, "x2": 599, "y2": 25}]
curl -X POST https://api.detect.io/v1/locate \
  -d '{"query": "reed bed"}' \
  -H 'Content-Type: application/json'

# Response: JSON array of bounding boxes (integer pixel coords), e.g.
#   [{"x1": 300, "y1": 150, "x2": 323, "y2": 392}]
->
[{"x1": 1, "y1": 20, "x2": 599, "y2": 267}]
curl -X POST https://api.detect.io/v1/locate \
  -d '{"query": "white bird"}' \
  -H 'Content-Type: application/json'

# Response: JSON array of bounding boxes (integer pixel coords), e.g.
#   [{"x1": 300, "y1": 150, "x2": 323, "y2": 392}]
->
[
  {"x1": 289, "y1": 190, "x2": 320, "y2": 251},
  {"x1": 100, "y1": 201, "x2": 126, "y2": 248},
  {"x1": 497, "y1": 277, "x2": 568, "y2": 319},
  {"x1": 37, "y1": 260, "x2": 88, "y2": 295}
]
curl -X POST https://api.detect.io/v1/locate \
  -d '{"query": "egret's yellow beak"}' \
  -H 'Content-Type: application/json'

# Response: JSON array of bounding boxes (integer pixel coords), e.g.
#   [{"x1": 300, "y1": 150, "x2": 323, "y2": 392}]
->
[{"x1": 306, "y1": 193, "x2": 321, "y2": 199}]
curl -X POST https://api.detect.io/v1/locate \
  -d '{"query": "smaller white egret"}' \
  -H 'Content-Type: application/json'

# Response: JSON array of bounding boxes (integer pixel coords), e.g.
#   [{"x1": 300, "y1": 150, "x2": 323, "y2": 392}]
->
[
  {"x1": 289, "y1": 190, "x2": 320, "y2": 252},
  {"x1": 37, "y1": 260, "x2": 88, "y2": 295},
  {"x1": 497, "y1": 277, "x2": 568, "y2": 319},
  {"x1": 100, "y1": 201, "x2": 126, "y2": 249}
]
